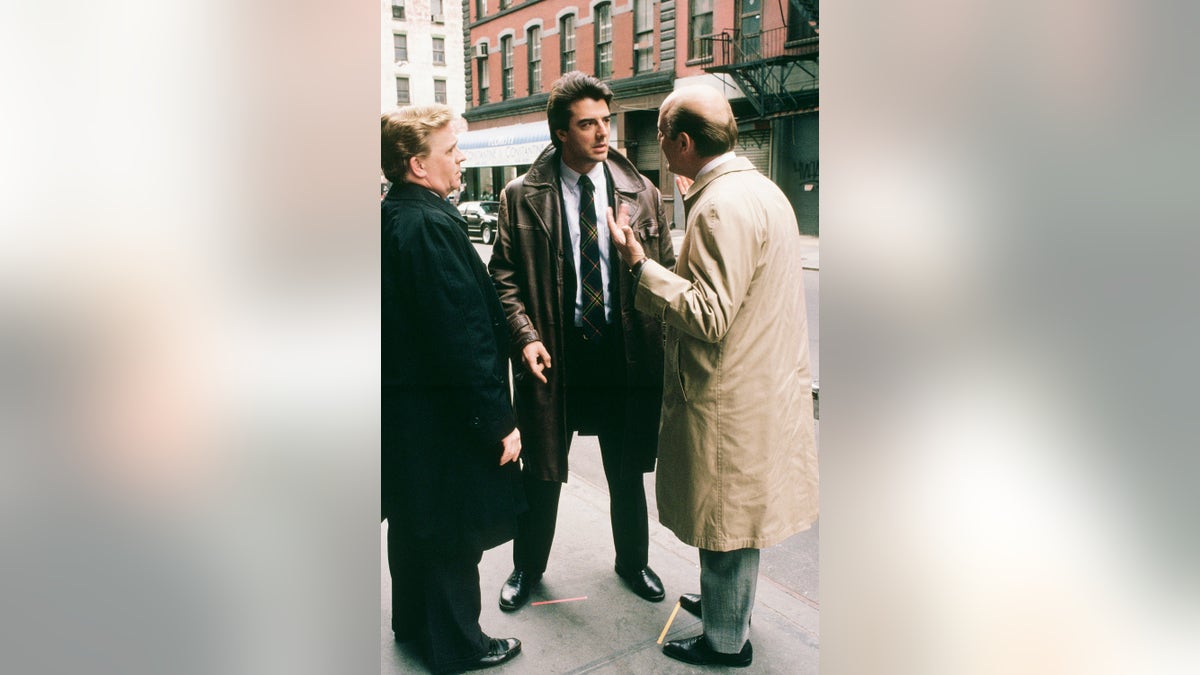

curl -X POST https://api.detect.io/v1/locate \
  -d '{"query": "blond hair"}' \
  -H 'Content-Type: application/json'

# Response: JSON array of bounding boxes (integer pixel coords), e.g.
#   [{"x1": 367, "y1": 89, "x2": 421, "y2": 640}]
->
[{"x1": 381, "y1": 104, "x2": 454, "y2": 184}]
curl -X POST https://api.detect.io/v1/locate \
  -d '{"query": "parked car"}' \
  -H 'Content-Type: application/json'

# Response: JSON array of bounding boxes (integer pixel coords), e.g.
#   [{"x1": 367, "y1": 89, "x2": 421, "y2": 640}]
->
[{"x1": 457, "y1": 201, "x2": 500, "y2": 244}]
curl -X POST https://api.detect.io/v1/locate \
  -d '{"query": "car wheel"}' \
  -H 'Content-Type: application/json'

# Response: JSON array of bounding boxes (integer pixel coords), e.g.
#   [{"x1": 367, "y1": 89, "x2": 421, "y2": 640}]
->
[{"x1": 481, "y1": 223, "x2": 494, "y2": 244}]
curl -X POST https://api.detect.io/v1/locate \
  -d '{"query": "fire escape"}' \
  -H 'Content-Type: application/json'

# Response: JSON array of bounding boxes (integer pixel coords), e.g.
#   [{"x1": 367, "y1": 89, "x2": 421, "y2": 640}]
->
[{"x1": 701, "y1": 0, "x2": 819, "y2": 119}]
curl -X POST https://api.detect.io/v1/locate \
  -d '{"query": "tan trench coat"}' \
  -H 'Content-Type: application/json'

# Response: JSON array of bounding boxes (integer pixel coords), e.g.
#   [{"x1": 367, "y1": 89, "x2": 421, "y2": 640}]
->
[{"x1": 636, "y1": 157, "x2": 818, "y2": 551}]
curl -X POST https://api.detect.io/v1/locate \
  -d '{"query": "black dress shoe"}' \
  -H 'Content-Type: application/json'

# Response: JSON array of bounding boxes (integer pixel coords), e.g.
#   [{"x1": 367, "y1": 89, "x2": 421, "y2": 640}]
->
[
  {"x1": 662, "y1": 634, "x2": 752, "y2": 668},
  {"x1": 464, "y1": 637, "x2": 521, "y2": 670},
  {"x1": 678, "y1": 592, "x2": 702, "y2": 617},
  {"x1": 615, "y1": 565, "x2": 665, "y2": 602},
  {"x1": 498, "y1": 569, "x2": 540, "y2": 611}
]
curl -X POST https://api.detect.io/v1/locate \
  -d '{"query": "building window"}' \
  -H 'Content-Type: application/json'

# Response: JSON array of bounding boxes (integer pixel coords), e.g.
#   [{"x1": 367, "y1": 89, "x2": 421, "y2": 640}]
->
[
  {"x1": 634, "y1": 0, "x2": 654, "y2": 73},
  {"x1": 499, "y1": 0, "x2": 510, "y2": 9},
  {"x1": 594, "y1": 3, "x2": 612, "y2": 79},
  {"x1": 393, "y1": 33, "x2": 408, "y2": 62},
  {"x1": 431, "y1": 0, "x2": 444, "y2": 22},
  {"x1": 527, "y1": 27, "x2": 542, "y2": 94},
  {"x1": 475, "y1": 0, "x2": 487, "y2": 21},
  {"x1": 560, "y1": 15, "x2": 576, "y2": 74},
  {"x1": 478, "y1": 55, "x2": 490, "y2": 104},
  {"x1": 689, "y1": 0, "x2": 713, "y2": 61},
  {"x1": 395, "y1": 77, "x2": 410, "y2": 104},
  {"x1": 739, "y1": 0, "x2": 762, "y2": 60},
  {"x1": 391, "y1": 0, "x2": 405, "y2": 20},
  {"x1": 433, "y1": 37, "x2": 445, "y2": 65},
  {"x1": 434, "y1": 79, "x2": 447, "y2": 104},
  {"x1": 501, "y1": 35, "x2": 514, "y2": 100},
  {"x1": 787, "y1": 0, "x2": 817, "y2": 42},
  {"x1": 635, "y1": 0, "x2": 654, "y2": 33}
]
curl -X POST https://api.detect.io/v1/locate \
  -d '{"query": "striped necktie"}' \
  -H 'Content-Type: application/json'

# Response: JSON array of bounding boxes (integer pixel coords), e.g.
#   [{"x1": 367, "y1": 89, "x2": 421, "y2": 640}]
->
[{"x1": 577, "y1": 175, "x2": 605, "y2": 341}]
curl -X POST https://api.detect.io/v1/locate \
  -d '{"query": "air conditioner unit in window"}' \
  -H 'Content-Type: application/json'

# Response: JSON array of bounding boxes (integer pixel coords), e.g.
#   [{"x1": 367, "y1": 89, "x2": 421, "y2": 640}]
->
[
  {"x1": 474, "y1": 43, "x2": 489, "y2": 58},
  {"x1": 431, "y1": 13, "x2": 444, "y2": 23}
]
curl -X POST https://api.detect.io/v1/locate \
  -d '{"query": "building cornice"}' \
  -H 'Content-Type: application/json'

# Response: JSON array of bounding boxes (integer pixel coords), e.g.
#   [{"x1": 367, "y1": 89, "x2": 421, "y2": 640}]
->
[
  {"x1": 468, "y1": 0, "x2": 544, "y2": 30},
  {"x1": 464, "y1": 92, "x2": 551, "y2": 122},
  {"x1": 465, "y1": 71, "x2": 675, "y2": 122}
]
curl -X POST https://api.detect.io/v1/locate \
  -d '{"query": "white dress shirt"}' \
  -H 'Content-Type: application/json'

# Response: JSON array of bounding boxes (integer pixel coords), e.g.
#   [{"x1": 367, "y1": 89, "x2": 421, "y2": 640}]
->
[{"x1": 559, "y1": 160, "x2": 613, "y2": 325}]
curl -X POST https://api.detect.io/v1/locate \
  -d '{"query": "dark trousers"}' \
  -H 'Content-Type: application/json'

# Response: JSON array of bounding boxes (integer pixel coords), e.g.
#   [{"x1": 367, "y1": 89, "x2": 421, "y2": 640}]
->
[
  {"x1": 387, "y1": 521, "x2": 489, "y2": 674},
  {"x1": 512, "y1": 325, "x2": 650, "y2": 575}
]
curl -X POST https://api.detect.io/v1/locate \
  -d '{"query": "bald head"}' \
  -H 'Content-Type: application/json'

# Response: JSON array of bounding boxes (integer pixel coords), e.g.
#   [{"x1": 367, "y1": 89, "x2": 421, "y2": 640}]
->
[{"x1": 659, "y1": 85, "x2": 738, "y2": 159}]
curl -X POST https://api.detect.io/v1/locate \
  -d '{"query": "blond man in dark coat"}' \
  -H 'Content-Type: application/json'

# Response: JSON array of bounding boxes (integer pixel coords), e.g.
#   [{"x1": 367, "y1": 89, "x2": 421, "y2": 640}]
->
[{"x1": 382, "y1": 104, "x2": 525, "y2": 673}]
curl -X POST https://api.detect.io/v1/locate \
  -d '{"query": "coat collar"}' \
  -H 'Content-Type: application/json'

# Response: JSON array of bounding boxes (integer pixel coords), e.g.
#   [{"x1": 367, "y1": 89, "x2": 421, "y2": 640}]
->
[
  {"x1": 384, "y1": 180, "x2": 465, "y2": 221},
  {"x1": 683, "y1": 156, "x2": 757, "y2": 208},
  {"x1": 519, "y1": 143, "x2": 651, "y2": 243},
  {"x1": 523, "y1": 143, "x2": 649, "y2": 197}
]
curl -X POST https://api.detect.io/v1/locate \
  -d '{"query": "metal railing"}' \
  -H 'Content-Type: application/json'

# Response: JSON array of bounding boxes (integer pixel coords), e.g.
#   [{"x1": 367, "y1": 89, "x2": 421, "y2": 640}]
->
[{"x1": 703, "y1": 24, "x2": 817, "y2": 69}]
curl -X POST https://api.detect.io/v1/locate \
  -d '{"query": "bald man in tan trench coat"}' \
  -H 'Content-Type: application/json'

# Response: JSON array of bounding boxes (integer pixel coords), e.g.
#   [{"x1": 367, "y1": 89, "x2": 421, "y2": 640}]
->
[{"x1": 608, "y1": 86, "x2": 818, "y2": 668}]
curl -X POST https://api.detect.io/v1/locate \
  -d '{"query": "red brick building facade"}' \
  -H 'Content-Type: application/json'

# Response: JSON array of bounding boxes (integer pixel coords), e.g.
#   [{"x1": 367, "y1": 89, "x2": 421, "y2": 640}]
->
[{"x1": 458, "y1": 0, "x2": 819, "y2": 234}]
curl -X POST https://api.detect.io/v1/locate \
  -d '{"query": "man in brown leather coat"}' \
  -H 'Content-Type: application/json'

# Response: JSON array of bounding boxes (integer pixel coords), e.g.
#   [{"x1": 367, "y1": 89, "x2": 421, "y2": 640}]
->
[{"x1": 488, "y1": 72, "x2": 677, "y2": 611}]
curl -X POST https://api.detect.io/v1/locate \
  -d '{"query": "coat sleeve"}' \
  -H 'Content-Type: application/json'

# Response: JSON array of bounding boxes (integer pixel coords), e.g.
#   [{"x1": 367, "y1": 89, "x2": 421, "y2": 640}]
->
[
  {"x1": 396, "y1": 213, "x2": 516, "y2": 446},
  {"x1": 487, "y1": 185, "x2": 542, "y2": 354},
  {"x1": 635, "y1": 189, "x2": 758, "y2": 343}
]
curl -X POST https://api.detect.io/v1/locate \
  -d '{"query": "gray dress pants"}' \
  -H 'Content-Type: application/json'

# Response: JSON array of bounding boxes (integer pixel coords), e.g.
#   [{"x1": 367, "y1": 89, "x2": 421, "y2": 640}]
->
[{"x1": 699, "y1": 547, "x2": 760, "y2": 653}]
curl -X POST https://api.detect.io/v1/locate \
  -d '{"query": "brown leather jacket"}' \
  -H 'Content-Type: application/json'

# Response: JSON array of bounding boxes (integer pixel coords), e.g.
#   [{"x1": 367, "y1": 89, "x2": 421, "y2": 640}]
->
[{"x1": 489, "y1": 145, "x2": 676, "y2": 482}]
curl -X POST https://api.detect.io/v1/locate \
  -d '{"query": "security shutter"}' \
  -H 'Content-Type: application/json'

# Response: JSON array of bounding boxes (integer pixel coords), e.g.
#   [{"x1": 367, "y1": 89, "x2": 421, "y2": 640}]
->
[
  {"x1": 634, "y1": 120, "x2": 661, "y2": 171},
  {"x1": 736, "y1": 129, "x2": 772, "y2": 176}
]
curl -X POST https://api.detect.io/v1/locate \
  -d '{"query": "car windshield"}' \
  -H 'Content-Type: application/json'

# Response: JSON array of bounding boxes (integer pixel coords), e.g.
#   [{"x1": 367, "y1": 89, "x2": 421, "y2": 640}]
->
[{"x1": 479, "y1": 202, "x2": 499, "y2": 215}]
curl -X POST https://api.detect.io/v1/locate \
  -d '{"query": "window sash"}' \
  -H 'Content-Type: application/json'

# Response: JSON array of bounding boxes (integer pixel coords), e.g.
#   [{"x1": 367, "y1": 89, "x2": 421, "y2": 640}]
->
[
  {"x1": 529, "y1": 61, "x2": 541, "y2": 93},
  {"x1": 478, "y1": 56, "x2": 490, "y2": 103},
  {"x1": 634, "y1": 0, "x2": 654, "y2": 33},
  {"x1": 690, "y1": 3, "x2": 713, "y2": 60},
  {"x1": 635, "y1": 37, "x2": 653, "y2": 73},
  {"x1": 597, "y1": 4, "x2": 612, "y2": 43},
  {"x1": 528, "y1": 28, "x2": 540, "y2": 61},
  {"x1": 562, "y1": 16, "x2": 575, "y2": 51},
  {"x1": 597, "y1": 42, "x2": 612, "y2": 78}
]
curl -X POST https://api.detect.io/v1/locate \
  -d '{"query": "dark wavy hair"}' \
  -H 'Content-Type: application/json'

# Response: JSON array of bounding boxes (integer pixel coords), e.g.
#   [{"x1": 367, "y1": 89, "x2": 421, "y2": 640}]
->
[{"x1": 546, "y1": 71, "x2": 613, "y2": 149}]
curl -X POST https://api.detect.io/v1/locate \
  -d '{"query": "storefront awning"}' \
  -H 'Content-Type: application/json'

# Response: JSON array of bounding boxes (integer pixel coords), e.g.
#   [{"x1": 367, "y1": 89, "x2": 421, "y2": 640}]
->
[{"x1": 458, "y1": 121, "x2": 551, "y2": 168}]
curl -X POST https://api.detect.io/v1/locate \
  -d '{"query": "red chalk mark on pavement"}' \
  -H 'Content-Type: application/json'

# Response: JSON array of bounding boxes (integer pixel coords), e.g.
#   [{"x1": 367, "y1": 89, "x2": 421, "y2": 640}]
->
[{"x1": 531, "y1": 596, "x2": 588, "y2": 606}]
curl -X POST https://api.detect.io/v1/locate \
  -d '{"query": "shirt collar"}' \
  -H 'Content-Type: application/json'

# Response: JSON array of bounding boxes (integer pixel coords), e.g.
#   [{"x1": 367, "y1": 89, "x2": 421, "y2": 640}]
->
[
  {"x1": 696, "y1": 152, "x2": 738, "y2": 182},
  {"x1": 559, "y1": 160, "x2": 605, "y2": 189}
]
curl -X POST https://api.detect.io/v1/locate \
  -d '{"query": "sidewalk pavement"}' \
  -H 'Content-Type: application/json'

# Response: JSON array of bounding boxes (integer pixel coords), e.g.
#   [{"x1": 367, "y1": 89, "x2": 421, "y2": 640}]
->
[{"x1": 382, "y1": 431, "x2": 820, "y2": 674}]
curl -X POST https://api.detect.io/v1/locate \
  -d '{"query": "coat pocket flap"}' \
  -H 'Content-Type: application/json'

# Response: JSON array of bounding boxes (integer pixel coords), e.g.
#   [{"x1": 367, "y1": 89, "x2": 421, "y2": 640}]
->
[{"x1": 634, "y1": 222, "x2": 659, "y2": 240}]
